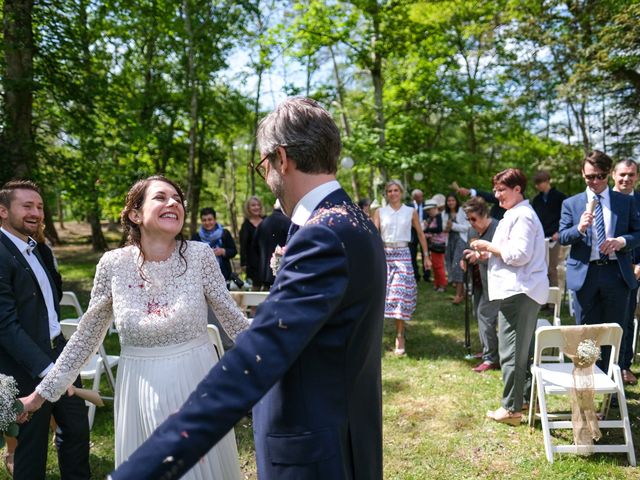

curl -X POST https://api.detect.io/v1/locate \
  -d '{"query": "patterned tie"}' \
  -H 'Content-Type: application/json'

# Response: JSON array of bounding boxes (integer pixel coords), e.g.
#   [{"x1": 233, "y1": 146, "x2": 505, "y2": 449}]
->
[
  {"x1": 286, "y1": 223, "x2": 299, "y2": 244},
  {"x1": 594, "y1": 194, "x2": 607, "y2": 259},
  {"x1": 26, "y1": 238, "x2": 37, "y2": 255}
]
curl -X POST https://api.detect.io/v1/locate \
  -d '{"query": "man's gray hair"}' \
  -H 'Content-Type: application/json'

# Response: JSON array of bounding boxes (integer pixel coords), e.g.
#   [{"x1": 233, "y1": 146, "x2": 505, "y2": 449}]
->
[
  {"x1": 256, "y1": 97, "x2": 341, "y2": 174},
  {"x1": 411, "y1": 189, "x2": 423, "y2": 198}
]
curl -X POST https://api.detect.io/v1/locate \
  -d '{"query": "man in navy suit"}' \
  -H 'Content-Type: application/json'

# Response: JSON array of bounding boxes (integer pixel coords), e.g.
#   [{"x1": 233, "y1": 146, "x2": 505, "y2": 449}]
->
[
  {"x1": 0, "y1": 180, "x2": 90, "y2": 480},
  {"x1": 111, "y1": 97, "x2": 386, "y2": 480},
  {"x1": 612, "y1": 159, "x2": 640, "y2": 384},
  {"x1": 559, "y1": 151, "x2": 640, "y2": 368}
]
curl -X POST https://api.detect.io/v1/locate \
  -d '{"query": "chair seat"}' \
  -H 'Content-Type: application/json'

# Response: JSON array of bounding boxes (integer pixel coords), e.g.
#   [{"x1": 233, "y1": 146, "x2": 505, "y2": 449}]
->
[
  {"x1": 535, "y1": 363, "x2": 617, "y2": 394},
  {"x1": 78, "y1": 355, "x2": 119, "y2": 379}
]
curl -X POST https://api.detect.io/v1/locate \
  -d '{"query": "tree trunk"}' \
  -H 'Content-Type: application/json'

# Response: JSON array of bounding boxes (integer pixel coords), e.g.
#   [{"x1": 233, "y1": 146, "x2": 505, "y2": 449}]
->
[
  {"x1": 2, "y1": 0, "x2": 35, "y2": 182},
  {"x1": 183, "y1": 0, "x2": 199, "y2": 234},
  {"x1": 43, "y1": 202, "x2": 61, "y2": 245},
  {"x1": 369, "y1": 7, "x2": 387, "y2": 183},
  {"x1": 249, "y1": 63, "x2": 264, "y2": 196},
  {"x1": 87, "y1": 188, "x2": 108, "y2": 251}
]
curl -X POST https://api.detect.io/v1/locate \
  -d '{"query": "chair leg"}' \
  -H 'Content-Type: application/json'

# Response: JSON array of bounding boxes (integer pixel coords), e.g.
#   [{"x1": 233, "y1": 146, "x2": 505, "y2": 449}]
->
[
  {"x1": 612, "y1": 367, "x2": 637, "y2": 466},
  {"x1": 528, "y1": 373, "x2": 537, "y2": 427},
  {"x1": 535, "y1": 371, "x2": 554, "y2": 463}
]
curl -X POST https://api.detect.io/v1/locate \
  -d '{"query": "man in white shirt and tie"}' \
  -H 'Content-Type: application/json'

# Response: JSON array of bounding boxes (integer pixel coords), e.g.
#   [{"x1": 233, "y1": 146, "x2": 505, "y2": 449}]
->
[{"x1": 0, "y1": 180, "x2": 90, "y2": 479}]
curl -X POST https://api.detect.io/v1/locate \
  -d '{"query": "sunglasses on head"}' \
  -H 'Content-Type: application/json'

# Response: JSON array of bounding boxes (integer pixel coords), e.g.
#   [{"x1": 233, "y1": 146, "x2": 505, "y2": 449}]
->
[{"x1": 583, "y1": 173, "x2": 607, "y2": 181}]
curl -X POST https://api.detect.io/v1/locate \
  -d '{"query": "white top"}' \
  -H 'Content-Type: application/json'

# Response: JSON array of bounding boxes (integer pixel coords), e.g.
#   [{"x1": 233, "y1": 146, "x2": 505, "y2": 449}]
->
[
  {"x1": 378, "y1": 205, "x2": 413, "y2": 243},
  {"x1": 441, "y1": 209, "x2": 470, "y2": 243},
  {"x1": 1, "y1": 227, "x2": 60, "y2": 341},
  {"x1": 36, "y1": 241, "x2": 249, "y2": 401},
  {"x1": 290, "y1": 180, "x2": 342, "y2": 227},
  {"x1": 487, "y1": 200, "x2": 549, "y2": 305}
]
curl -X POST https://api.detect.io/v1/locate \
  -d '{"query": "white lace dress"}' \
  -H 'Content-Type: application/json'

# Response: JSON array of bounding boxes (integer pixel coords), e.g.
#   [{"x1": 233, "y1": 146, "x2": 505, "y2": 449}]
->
[{"x1": 36, "y1": 241, "x2": 249, "y2": 479}]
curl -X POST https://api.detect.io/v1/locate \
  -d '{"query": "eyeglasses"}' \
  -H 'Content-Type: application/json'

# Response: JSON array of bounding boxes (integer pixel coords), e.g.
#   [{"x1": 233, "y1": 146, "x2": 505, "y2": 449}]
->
[
  {"x1": 583, "y1": 173, "x2": 608, "y2": 181},
  {"x1": 254, "y1": 153, "x2": 271, "y2": 180}
]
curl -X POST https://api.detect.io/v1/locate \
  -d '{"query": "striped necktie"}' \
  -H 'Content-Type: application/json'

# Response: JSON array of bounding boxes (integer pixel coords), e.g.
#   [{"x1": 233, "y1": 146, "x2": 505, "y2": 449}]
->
[{"x1": 594, "y1": 194, "x2": 607, "y2": 259}]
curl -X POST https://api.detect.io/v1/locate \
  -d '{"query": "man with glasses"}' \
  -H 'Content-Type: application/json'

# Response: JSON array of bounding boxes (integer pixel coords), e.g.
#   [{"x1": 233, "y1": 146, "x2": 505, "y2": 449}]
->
[
  {"x1": 559, "y1": 151, "x2": 640, "y2": 369},
  {"x1": 111, "y1": 97, "x2": 386, "y2": 480}
]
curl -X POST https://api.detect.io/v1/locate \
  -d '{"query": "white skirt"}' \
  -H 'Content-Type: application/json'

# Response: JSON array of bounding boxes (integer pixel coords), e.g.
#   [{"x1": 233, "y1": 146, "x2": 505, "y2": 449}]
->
[{"x1": 115, "y1": 335, "x2": 242, "y2": 480}]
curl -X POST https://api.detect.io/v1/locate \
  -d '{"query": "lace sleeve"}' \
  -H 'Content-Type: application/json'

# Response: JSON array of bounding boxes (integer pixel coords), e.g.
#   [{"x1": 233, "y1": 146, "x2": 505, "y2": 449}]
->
[
  {"x1": 36, "y1": 252, "x2": 115, "y2": 402},
  {"x1": 200, "y1": 244, "x2": 249, "y2": 340}
]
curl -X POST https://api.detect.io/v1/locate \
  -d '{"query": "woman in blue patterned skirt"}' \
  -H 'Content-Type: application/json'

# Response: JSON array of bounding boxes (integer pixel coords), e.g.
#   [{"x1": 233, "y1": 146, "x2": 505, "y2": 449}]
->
[{"x1": 373, "y1": 180, "x2": 430, "y2": 355}]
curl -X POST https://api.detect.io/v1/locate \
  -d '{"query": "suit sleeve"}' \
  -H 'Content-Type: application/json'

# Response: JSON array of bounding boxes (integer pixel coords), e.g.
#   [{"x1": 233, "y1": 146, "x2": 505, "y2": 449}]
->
[
  {"x1": 36, "y1": 253, "x2": 115, "y2": 401},
  {"x1": 620, "y1": 195, "x2": 640, "y2": 250},
  {"x1": 559, "y1": 198, "x2": 585, "y2": 246},
  {"x1": 111, "y1": 224, "x2": 349, "y2": 480},
  {"x1": 0, "y1": 259, "x2": 56, "y2": 378}
]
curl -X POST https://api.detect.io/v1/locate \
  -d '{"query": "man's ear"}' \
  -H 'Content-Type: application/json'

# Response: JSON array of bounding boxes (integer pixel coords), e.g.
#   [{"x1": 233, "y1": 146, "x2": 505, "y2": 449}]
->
[
  {"x1": 276, "y1": 146, "x2": 291, "y2": 173},
  {"x1": 0, "y1": 205, "x2": 8, "y2": 221}
]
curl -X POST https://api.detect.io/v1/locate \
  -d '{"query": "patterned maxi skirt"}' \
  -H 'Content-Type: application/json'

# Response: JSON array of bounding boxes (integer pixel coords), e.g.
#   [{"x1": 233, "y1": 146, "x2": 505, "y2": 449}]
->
[
  {"x1": 115, "y1": 335, "x2": 242, "y2": 480},
  {"x1": 384, "y1": 246, "x2": 417, "y2": 321}
]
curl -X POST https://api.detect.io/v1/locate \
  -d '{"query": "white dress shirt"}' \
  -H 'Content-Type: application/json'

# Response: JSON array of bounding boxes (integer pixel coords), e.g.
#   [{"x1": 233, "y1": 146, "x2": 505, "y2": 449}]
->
[
  {"x1": 585, "y1": 187, "x2": 618, "y2": 261},
  {"x1": 290, "y1": 180, "x2": 342, "y2": 227},
  {"x1": 487, "y1": 200, "x2": 549, "y2": 305}
]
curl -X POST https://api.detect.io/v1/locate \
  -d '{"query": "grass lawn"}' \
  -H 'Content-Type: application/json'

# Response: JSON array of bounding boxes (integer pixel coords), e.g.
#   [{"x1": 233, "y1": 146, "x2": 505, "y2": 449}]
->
[{"x1": 2, "y1": 222, "x2": 639, "y2": 479}]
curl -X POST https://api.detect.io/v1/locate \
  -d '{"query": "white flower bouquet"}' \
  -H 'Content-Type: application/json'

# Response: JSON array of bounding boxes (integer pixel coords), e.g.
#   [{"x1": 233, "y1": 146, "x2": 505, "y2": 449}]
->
[
  {"x1": 0, "y1": 374, "x2": 23, "y2": 448},
  {"x1": 270, "y1": 245, "x2": 286, "y2": 277},
  {"x1": 575, "y1": 339, "x2": 600, "y2": 368}
]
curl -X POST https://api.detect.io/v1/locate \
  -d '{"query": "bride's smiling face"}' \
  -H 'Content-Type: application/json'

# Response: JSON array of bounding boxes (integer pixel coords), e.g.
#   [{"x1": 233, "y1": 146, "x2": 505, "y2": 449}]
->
[{"x1": 134, "y1": 180, "x2": 185, "y2": 238}]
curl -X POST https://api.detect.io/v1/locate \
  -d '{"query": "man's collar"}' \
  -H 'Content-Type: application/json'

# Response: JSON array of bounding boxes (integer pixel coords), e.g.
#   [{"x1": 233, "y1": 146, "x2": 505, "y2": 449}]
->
[
  {"x1": 586, "y1": 187, "x2": 610, "y2": 201},
  {"x1": 290, "y1": 180, "x2": 341, "y2": 226},
  {"x1": 0, "y1": 227, "x2": 34, "y2": 255}
]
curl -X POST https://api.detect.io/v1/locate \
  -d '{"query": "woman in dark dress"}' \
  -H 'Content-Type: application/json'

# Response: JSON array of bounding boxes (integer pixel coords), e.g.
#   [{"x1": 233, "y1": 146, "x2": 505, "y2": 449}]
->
[{"x1": 239, "y1": 196, "x2": 264, "y2": 288}]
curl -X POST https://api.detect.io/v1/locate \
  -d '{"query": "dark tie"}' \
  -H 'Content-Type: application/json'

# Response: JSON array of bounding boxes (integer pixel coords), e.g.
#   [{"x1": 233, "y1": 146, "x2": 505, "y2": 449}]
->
[
  {"x1": 286, "y1": 223, "x2": 299, "y2": 244},
  {"x1": 594, "y1": 194, "x2": 607, "y2": 259}
]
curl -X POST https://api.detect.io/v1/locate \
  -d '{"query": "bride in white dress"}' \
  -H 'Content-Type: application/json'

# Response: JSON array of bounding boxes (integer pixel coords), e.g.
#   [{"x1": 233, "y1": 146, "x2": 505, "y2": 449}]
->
[{"x1": 21, "y1": 175, "x2": 249, "y2": 479}]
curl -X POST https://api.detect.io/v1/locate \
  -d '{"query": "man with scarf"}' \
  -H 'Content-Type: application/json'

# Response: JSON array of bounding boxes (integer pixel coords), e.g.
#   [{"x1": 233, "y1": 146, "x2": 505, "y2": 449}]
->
[{"x1": 191, "y1": 207, "x2": 237, "y2": 282}]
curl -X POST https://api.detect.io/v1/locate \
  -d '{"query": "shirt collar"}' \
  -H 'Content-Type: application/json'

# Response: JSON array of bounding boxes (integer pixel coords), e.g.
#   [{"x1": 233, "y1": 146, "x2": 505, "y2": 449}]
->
[
  {"x1": 1, "y1": 227, "x2": 36, "y2": 255},
  {"x1": 586, "y1": 187, "x2": 610, "y2": 202},
  {"x1": 290, "y1": 180, "x2": 341, "y2": 226}
]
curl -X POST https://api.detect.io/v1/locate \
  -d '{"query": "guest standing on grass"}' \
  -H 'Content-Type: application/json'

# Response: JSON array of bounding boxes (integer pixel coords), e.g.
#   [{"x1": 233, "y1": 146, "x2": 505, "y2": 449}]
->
[
  {"x1": 373, "y1": 180, "x2": 431, "y2": 356},
  {"x1": 460, "y1": 197, "x2": 500, "y2": 373},
  {"x1": 110, "y1": 97, "x2": 387, "y2": 480},
  {"x1": 239, "y1": 196, "x2": 264, "y2": 288},
  {"x1": 191, "y1": 207, "x2": 237, "y2": 284},
  {"x1": 470, "y1": 168, "x2": 548, "y2": 425},
  {"x1": 424, "y1": 199, "x2": 447, "y2": 292},
  {"x1": 611, "y1": 158, "x2": 640, "y2": 385},
  {"x1": 21, "y1": 175, "x2": 249, "y2": 479},
  {"x1": 0, "y1": 180, "x2": 90, "y2": 480},
  {"x1": 442, "y1": 193, "x2": 469, "y2": 305}
]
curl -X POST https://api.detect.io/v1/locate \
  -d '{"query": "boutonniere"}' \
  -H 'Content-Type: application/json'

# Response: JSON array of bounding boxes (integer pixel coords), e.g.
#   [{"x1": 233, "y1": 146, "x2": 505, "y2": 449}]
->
[{"x1": 270, "y1": 245, "x2": 287, "y2": 276}]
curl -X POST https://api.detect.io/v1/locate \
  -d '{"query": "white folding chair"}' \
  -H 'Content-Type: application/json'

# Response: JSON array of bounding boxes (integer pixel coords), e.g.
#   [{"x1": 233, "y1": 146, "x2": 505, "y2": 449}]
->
[
  {"x1": 536, "y1": 287, "x2": 564, "y2": 362},
  {"x1": 528, "y1": 324, "x2": 635, "y2": 466},
  {"x1": 59, "y1": 294, "x2": 118, "y2": 429},
  {"x1": 230, "y1": 291, "x2": 269, "y2": 321},
  {"x1": 206, "y1": 324, "x2": 225, "y2": 361}
]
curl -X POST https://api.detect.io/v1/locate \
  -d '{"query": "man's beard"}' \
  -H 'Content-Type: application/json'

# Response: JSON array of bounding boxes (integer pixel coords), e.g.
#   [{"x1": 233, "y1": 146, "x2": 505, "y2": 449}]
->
[{"x1": 267, "y1": 169, "x2": 285, "y2": 211}]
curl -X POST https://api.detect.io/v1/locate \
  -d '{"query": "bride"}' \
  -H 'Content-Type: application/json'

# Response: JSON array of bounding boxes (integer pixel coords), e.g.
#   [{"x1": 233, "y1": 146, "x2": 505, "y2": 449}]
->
[{"x1": 21, "y1": 175, "x2": 249, "y2": 479}]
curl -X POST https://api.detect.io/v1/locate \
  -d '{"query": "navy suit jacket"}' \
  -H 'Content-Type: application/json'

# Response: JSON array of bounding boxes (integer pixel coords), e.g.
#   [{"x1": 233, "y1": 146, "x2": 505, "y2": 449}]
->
[
  {"x1": 0, "y1": 234, "x2": 62, "y2": 395},
  {"x1": 112, "y1": 188, "x2": 386, "y2": 480},
  {"x1": 559, "y1": 188, "x2": 640, "y2": 291}
]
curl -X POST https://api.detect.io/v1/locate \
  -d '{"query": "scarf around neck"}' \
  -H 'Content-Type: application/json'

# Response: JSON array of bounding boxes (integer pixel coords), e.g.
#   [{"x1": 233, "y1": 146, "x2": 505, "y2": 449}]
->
[{"x1": 199, "y1": 223, "x2": 224, "y2": 248}]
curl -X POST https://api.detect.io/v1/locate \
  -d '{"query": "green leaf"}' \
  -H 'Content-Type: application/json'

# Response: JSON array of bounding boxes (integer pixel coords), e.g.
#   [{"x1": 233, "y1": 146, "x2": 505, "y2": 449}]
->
[
  {"x1": 6, "y1": 423, "x2": 19, "y2": 438},
  {"x1": 13, "y1": 400, "x2": 24, "y2": 414}
]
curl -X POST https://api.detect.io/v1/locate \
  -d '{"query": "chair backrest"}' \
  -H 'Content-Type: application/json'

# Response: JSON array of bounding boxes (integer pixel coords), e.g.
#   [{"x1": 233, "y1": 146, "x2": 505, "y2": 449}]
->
[
  {"x1": 230, "y1": 291, "x2": 269, "y2": 308},
  {"x1": 547, "y1": 286, "x2": 562, "y2": 320},
  {"x1": 206, "y1": 324, "x2": 225, "y2": 360},
  {"x1": 533, "y1": 323, "x2": 622, "y2": 373},
  {"x1": 60, "y1": 291, "x2": 84, "y2": 318}
]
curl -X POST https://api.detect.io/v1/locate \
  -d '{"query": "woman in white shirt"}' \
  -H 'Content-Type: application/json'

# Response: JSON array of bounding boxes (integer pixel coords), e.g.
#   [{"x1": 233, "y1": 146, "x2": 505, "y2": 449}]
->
[
  {"x1": 373, "y1": 180, "x2": 430, "y2": 355},
  {"x1": 470, "y1": 168, "x2": 548, "y2": 425}
]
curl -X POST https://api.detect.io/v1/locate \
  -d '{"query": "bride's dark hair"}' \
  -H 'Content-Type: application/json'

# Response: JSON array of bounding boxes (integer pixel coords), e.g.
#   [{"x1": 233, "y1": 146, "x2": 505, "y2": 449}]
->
[{"x1": 120, "y1": 175, "x2": 188, "y2": 275}]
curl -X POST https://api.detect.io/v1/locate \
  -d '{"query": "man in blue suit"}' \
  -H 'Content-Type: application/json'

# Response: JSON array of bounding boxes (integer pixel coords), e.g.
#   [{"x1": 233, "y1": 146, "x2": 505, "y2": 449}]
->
[
  {"x1": 111, "y1": 97, "x2": 386, "y2": 480},
  {"x1": 612, "y1": 159, "x2": 640, "y2": 385},
  {"x1": 559, "y1": 151, "x2": 640, "y2": 368}
]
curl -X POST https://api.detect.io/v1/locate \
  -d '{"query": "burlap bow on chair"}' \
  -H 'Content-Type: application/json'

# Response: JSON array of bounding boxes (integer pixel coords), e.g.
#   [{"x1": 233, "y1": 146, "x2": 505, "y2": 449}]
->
[{"x1": 562, "y1": 327, "x2": 608, "y2": 454}]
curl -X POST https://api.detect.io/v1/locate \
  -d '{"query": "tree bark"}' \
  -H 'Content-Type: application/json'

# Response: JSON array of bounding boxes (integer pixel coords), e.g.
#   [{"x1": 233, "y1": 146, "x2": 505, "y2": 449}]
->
[{"x1": 2, "y1": 0, "x2": 35, "y2": 182}]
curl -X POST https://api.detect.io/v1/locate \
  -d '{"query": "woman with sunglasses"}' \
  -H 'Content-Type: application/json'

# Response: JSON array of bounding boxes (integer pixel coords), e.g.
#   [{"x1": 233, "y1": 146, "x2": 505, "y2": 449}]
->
[{"x1": 470, "y1": 168, "x2": 548, "y2": 425}]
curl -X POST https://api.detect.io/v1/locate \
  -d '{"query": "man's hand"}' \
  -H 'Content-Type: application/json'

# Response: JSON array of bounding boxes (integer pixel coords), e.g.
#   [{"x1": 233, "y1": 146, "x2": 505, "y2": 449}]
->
[
  {"x1": 20, "y1": 391, "x2": 46, "y2": 413},
  {"x1": 578, "y1": 211, "x2": 593, "y2": 234},
  {"x1": 600, "y1": 237, "x2": 625, "y2": 256},
  {"x1": 457, "y1": 187, "x2": 470, "y2": 197}
]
